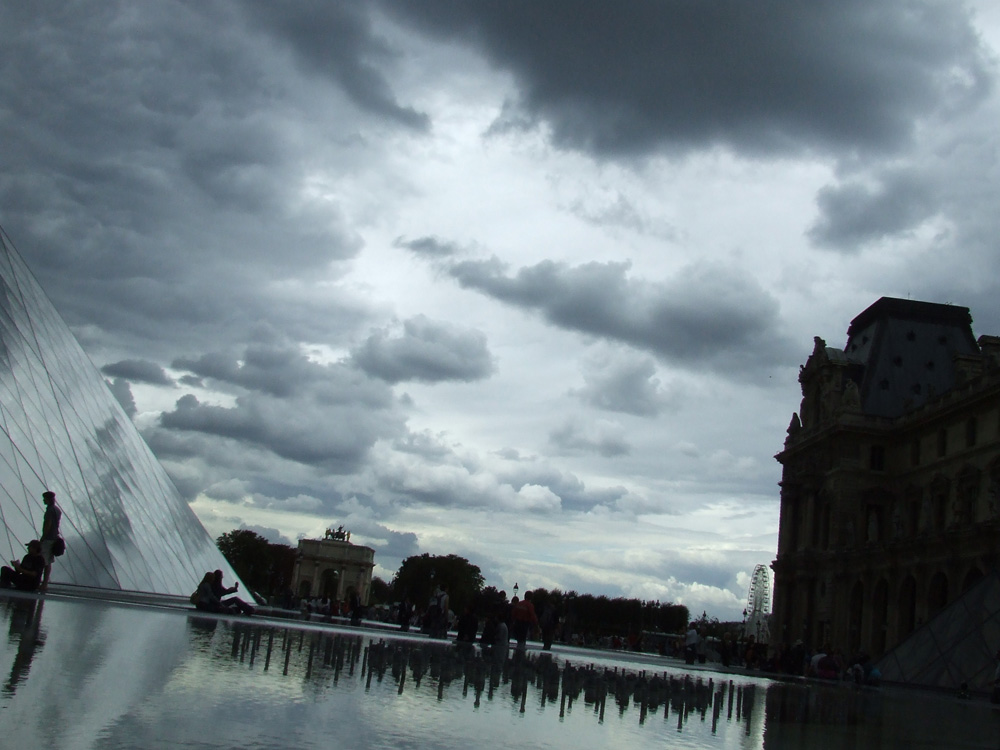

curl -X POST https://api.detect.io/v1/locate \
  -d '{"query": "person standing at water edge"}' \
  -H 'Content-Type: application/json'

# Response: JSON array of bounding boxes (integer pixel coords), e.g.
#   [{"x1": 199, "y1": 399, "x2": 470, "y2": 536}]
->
[
  {"x1": 684, "y1": 623, "x2": 699, "y2": 665},
  {"x1": 511, "y1": 591, "x2": 539, "y2": 651},
  {"x1": 39, "y1": 490, "x2": 61, "y2": 591}
]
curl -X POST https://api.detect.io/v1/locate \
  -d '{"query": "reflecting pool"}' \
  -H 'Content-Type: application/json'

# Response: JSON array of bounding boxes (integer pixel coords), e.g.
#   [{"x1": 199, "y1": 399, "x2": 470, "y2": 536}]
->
[{"x1": 1, "y1": 594, "x2": 997, "y2": 749}]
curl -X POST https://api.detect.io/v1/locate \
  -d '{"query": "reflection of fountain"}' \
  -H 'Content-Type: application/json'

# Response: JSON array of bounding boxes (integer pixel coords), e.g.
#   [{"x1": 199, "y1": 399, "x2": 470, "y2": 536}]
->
[
  {"x1": 3, "y1": 598, "x2": 45, "y2": 696},
  {"x1": 222, "y1": 623, "x2": 765, "y2": 735}
]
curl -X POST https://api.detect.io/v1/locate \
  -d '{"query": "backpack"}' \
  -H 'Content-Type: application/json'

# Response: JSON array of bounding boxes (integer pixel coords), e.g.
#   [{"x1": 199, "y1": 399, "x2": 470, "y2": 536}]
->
[{"x1": 52, "y1": 536, "x2": 66, "y2": 557}]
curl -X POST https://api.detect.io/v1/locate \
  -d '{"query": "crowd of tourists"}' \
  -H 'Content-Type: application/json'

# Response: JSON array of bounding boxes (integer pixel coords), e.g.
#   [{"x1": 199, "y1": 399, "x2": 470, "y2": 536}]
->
[
  {"x1": 295, "y1": 589, "x2": 366, "y2": 625},
  {"x1": 390, "y1": 586, "x2": 559, "y2": 661}
]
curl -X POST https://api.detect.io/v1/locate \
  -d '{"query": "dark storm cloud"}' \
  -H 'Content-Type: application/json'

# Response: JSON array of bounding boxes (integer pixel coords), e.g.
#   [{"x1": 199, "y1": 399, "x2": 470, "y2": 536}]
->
[
  {"x1": 567, "y1": 192, "x2": 677, "y2": 240},
  {"x1": 160, "y1": 392, "x2": 400, "y2": 473},
  {"x1": 392, "y1": 430, "x2": 458, "y2": 460},
  {"x1": 381, "y1": 0, "x2": 991, "y2": 157},
  {"x1": 105, "y1": 378, "x2": 137, "y2": 419},
  {"x1": 572, "y1": 352, "x2": 676, "y2": 417},
  {"x1": 394, "y1": 236, "x2": 462, "y2": 258},
  {"x1": 350, "y1": 315, "x2": 495, "y2": 383},
  {"x1": 162, "y1": 341, "x2": 405, "y2": 473},
  {"x1": 809, "y1": 171, "x2": 937, "y2": 250},
  {"x1": 549, "y1": 421, "x2": 631, "y2": 458},
  {"x1": 448, "y1": 257, "x2": 794, "y2": 374},
  {"x1": 173, "y1": 342, "x2": 325, "y2": 399},
  {"x1": 0, "y1": 2, "x2": 368, "y2": 357},
  {"x1": 235, "y1": 523, "x2": 294, "y2": 547},
  {"x1": 241, "y1": 0, "x2": 429, "y2": 130},
  {"x1": 172, "y1": 335, "x2": 397, "y2": 406},
  {"x1": 101, "y1": 359, "x2": 174, "y2": 386}
]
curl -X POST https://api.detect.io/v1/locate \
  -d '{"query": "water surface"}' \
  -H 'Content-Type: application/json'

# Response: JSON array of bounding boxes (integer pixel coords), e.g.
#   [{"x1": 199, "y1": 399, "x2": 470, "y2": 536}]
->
[{"x1": 0, "y1": 595, "x2": 995, "y2": 749}]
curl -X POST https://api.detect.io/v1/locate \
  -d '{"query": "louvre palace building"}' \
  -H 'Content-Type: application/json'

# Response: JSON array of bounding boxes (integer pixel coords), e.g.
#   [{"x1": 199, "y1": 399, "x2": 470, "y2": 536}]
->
[{"x1": 772, "y1": 296, "x2": 1000, "y2": 660}]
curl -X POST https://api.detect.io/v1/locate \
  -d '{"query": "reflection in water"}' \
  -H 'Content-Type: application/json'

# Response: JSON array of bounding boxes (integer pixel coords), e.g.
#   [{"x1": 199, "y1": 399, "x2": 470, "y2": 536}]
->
[
  {"x1": 224, "y1": 621, "x2": 765, "y2": 738},
  {"x1": 2, "y1": 598, "x2": 999, "y2": 749},
  {"x1": 3, "y1": 598, "x2": 44, "y2": 695}
]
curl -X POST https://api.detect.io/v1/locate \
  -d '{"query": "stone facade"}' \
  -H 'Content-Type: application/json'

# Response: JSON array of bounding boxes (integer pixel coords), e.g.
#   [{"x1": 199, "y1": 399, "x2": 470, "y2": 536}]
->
[
  {"x1": 291, "y1": 529, "x2": 375, "y2": 604},
  {"x1": 772, "y1": 297, "x2": 1000, "y2": 658}
]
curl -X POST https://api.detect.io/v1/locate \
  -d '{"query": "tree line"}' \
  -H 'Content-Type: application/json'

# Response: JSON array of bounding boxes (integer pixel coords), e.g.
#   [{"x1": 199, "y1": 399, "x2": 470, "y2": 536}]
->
[{"x1": 216, "y1": 531, "x2": 691, "y2": 636}]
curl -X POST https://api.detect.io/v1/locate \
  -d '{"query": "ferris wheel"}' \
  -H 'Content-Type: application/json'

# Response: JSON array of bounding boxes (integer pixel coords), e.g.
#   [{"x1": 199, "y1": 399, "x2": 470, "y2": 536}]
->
[{"x1": 743, "y1": 564, "x2": 771, "y2": 643}]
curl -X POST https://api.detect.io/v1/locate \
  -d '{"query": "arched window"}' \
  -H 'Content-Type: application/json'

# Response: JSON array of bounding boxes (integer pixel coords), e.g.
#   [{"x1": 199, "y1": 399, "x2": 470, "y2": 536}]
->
[
  {"x1": 872, "y1": 579, "x2": 889, "y2": 655},
  {"x1": 320, "y1": 568, "x2": 340, "y2": 599},
  {"x1": 956, "y1": 466, "x2": 981, "y2": 525},
  {"x1": 849, "y1": 581, "x2": 864, "y2": 654},
  {"x1": 962, "y1": 567, "x2": 983, "y2": 594},
  {"x1": 930, "y1": 476, "x2": 950, "y2": 530},
  {"x1": 899, "y1": 576, "x2": 917, "y2": 639},
  {"x1": 928, "y1": 571, "x2": 949, "y2": 617}
]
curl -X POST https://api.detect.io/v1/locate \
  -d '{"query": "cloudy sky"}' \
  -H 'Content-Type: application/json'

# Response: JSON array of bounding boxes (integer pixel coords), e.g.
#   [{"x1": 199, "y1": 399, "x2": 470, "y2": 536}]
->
[{"x1": 3, "y1": 1, "x2": 1000, "y2": 621}]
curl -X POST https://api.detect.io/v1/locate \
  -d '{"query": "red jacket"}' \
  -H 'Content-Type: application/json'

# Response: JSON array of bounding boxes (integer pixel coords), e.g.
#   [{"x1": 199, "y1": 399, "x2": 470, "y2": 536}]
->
[{"x1": 511, "y1": 598, "x2": 538, "y2": 625}]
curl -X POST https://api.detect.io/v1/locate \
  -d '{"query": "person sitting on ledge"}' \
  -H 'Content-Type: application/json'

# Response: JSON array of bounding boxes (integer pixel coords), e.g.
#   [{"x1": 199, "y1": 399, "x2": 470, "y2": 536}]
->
[
  {"x1": 0, "y1": 540, "x2": 46, "y2": 592},
  {"x1": 193, "y1": 571, "x2": 236, "y2": 614},
  {"x1": 211, "y1": 570, "x2": 254, "y2": 616}
]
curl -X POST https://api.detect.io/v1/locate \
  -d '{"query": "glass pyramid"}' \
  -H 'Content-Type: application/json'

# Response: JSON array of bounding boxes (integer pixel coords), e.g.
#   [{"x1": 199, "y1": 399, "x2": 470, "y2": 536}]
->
[
  {"x1": 0, "y1": 226, "x2": 242, "y2": 596},
  {"x1": 876, "y1": 570, "x2": 1000, "y2": 690}
]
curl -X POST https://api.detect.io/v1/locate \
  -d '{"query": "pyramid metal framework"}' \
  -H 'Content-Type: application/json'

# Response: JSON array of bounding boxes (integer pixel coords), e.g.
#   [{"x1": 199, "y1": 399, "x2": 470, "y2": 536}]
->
[
  {"x1": 0, "y1": 226, "x2": 242, "y2": 595},
  {"x1": 876, "y1": 569, "x2": 1000, "y2": 691}
]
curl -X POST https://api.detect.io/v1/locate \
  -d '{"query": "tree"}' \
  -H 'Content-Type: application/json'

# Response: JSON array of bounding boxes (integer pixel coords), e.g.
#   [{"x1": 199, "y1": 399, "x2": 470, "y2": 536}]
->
[
  {"x1": 369, "y1": 576, "x2": 392, "y2": 605},
  {"x1": 216, "y1": 529, "x2": 296, "y2": 599},
  {"x1": 473, "y1": 585, "x2": 509, "y2": 615},
  {"x1": 391, "y1": 553, "x2": 485, "y2": 613}
]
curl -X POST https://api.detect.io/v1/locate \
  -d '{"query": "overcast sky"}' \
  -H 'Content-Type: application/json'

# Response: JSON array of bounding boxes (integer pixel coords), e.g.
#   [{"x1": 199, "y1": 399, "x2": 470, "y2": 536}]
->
[{"x1": 3, "y1": 1, "x2": 1000, "y2": 621}]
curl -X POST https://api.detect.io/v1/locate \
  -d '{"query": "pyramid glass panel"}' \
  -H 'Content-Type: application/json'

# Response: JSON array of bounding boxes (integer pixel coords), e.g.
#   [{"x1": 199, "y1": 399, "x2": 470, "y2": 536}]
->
[{"x1": 0, "y1": 226, "x2": 243, "y2": 596}]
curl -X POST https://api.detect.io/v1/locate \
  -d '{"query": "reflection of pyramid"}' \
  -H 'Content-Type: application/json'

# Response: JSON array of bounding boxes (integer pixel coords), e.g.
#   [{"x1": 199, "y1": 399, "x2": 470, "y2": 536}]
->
[{"x1": 0, "y1": 226, "x2": 241, "y2": 596}]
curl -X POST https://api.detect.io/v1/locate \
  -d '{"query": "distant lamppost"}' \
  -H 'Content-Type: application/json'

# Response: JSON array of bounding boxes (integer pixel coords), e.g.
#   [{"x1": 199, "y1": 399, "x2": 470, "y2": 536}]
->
[{"x1": 513, "y1": 582, "x2": 519, "y2": 598}]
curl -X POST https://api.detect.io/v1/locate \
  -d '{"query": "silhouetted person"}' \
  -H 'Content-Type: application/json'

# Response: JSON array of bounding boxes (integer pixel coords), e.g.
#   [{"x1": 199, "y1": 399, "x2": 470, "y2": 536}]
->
[
  {"x1": 510, "y1": 591, "x2": 539, "y2": 650},
  {"x1": 212, "y1": 569, "x2": 254, "y2": 615},
  {"x1": 349, "y1": 588, "x2": 363, "y2": 626},
  {"x1": 427, "y1": 584, "x2": 449, "y2": 638},
  {"x1": 1, "y1": 540, "x2": 46, "y2": 592},
  {"x1": 5, "y1": 599, "x2": 44, "y2": 695},
  {"x1": 539, "y1": 602, "x2": 557, "y2": 650},
  {"x1": 493, "y1": 614, "x2": 509, "y2": 665},
  {"x1": 456, "y1": 604, "x2": 478, "y2": 640},
  {"x1": 39, "y1": 490, "x2": 61, "y2": 591},
  {"x1": 398, "y1": 595, "x2": 412, "y2": 631},
  {"x1": 481, "y1": 611, "x2": 498, "y2": 659},
  {"x1": 684, "y1": 624, "x2": 699, "y2": 665},
  {"x1": 193, "y1": 571, "x2": 236, "y2": 614}
]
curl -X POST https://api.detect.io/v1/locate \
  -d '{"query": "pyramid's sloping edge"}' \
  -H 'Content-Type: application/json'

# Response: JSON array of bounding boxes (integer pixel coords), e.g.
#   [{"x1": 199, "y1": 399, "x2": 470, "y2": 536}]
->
[{"x1": 0, "y1": 224, "x2": 246, "y2": 598}]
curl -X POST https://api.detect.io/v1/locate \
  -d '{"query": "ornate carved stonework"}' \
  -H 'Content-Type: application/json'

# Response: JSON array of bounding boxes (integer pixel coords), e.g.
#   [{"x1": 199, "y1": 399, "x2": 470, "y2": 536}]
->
[{"x1": 772, "y1": 298, "x2": 1000, "y2": 658}]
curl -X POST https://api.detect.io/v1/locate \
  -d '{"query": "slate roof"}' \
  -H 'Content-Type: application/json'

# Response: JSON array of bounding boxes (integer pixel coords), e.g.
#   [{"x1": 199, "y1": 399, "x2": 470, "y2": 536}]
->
[{"x1": 844, "y1": 297, "x2": 979, "y2": 418}]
